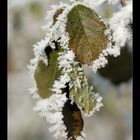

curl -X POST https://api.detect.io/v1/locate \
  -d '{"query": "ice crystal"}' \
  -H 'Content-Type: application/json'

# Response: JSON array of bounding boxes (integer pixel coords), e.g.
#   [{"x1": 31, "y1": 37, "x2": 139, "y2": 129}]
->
[
  {"x1": 83, "y1": 0, "x2": 106, "y2": 6},
  {"x1": 51, "y1": 73, "x2": 71, "y2": 94},
  {"x1": 76, "y1": 131, "x2": 86, "y2": 140},
  {"x1": 34, "y1": 93, "x2": 68, "y2": 138},
  {"x1": 109, "y1": 0, "x2": 132, "y2": 49},
  {"x1": 28, "y1": 0, "x2": 132, "y2": 139}
]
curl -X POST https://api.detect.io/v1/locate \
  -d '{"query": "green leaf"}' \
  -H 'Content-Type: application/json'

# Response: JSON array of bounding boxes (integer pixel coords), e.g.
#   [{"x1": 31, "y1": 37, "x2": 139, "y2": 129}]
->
[
  {"x1": 34, "y1": 46, "x2": 61, "y2": 98},
  {"x1": 71, "y1": 85, "x2": 96, "y2": 115},
  {"x1": 62, "y1": 99, "x2": 83, "y2": 140},
  {"x1": 66, "y1": 4, "x2": 108, "y2": 64},
  {"x1": 68, "y1": 67, "x2": 96, "y2": 115}
]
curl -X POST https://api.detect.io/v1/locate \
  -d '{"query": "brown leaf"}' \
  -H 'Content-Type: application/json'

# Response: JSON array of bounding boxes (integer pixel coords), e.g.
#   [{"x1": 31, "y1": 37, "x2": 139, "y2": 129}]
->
[
  {"x1": 66, "y1": 4, "x2": 108, "y2": 64},
  {"x1": 62, "y1": 83, "x2": 83, "y2": 140},
  {"x1": 62, "y1": 99, "x2": 84, "y2": 140}
]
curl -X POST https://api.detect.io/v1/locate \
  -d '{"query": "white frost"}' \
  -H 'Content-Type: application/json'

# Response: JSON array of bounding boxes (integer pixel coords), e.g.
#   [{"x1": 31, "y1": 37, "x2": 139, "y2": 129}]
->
[
  {"x1": 109, "y1": 0, "x2": 132, "y2": 48},
  {"x1": 83, "y1": 0, "x2": 106, "y2": 6},
  {"x1": 51, "y1": 73, "x2": 71, "y2": 94},
  {"x1": 34, "y1": 93, "x2": 68, "y2": 138},
  {"x1": 28, "y1": 0, "x2": 132, "y2": 139}
]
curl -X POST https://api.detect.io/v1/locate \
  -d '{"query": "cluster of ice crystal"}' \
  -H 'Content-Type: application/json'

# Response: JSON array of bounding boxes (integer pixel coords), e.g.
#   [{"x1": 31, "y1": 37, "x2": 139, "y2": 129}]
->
[
  {"x1": 109, "y1": 0, "x2": 132, "y2": 49},
  {"x1": 28, "y1": 0, "x2": 132, "y2": 139},
  {"x1": 58, "y1": 50, "x2": 76, "y2": 73},
  {"x1": 76, "y1": 131, "x2": 86, "y2": 140},
  {"x1": 51, "y1": 73, "x2": 71, "y2": 94},
  {"x1": 34, "y1": 93, "x2": 68, "y2": 138},
  {"x1": 92, "y1": 92, "x2": 104, "y2": 112},
  {"x1": 28, "y1": 2, "x2": 70, "y2": 75},
  {"x1": 83, "y1": 0, "x2": 106, "y2": 6},
  {"x1": 90, "y1": 53, "x2": 108, "y2": 73}
]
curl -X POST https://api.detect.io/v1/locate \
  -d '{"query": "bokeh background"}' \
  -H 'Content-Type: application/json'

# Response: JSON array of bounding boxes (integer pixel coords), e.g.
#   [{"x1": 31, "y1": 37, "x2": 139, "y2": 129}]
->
[{"x1": 8, "y1": 0, "x2": 132, "y2": 140}]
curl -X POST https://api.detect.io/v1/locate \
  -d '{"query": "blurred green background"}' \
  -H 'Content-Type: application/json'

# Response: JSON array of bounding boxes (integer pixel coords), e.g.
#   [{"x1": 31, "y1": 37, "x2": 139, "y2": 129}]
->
[{"x1": 8, "y1": 0, "x2": 132, "y2": 140}]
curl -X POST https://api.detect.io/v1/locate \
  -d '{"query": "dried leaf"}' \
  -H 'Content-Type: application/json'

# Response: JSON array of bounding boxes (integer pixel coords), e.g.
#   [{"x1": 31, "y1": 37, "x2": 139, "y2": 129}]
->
[
  {"x1": 34, "y1": 46, "x2": 61, "y2": 98},
  {"x1": 62, "y1": 84, "x2": 83, "y2": 140},
  {"x1": 66, "y1": 4, "x2": 108, "y2": 64},
  {"x1": 62, "y1": 99, "x2": 83, "y2": 140}
]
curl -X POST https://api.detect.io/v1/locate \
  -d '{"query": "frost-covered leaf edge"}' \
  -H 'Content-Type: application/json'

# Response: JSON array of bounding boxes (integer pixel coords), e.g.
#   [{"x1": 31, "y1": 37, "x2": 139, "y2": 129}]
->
[{"x1": 27, "y1": 0, "x2": 132, "y2": 139}]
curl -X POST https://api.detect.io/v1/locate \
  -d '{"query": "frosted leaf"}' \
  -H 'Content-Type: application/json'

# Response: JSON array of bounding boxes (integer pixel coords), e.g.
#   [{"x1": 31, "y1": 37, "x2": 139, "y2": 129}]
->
[
  {"x1": 27, "y1": 0, "x2": 133, "y2": 139},
  {"x1": 66, "y1": 3, "x2": 108, "y2": 64},
  {"x1": 70, "y1": 71, "x2": 103, "y2": 116}
]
